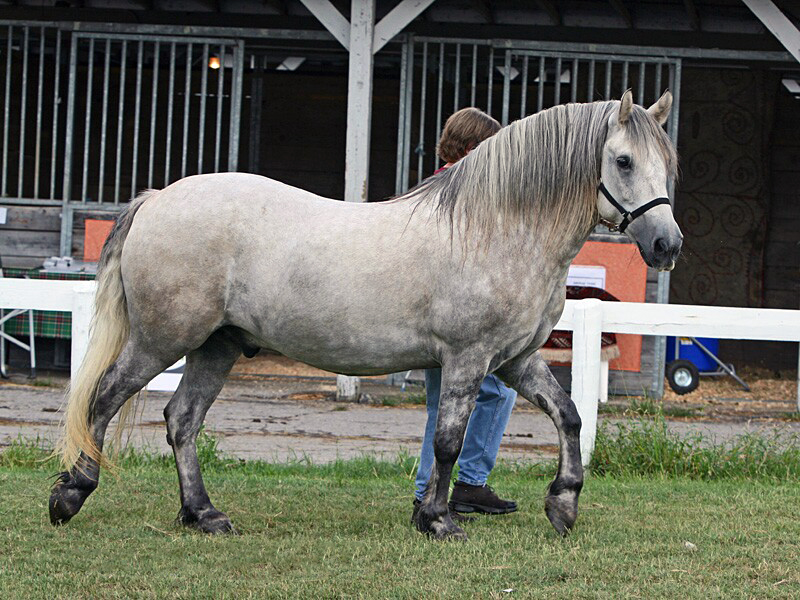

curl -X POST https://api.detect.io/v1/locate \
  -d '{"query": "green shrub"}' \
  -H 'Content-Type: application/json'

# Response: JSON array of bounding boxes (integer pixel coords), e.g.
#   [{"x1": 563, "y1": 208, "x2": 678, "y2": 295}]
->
[{"x1": 591, "y1": 414, "x2": 800, "y2": 481}]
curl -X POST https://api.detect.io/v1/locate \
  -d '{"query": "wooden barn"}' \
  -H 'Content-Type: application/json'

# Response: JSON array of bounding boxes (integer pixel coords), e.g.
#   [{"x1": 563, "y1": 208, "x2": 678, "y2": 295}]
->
[{"x1": 0, "y1": 0, "x2": 798, "y2": 397}]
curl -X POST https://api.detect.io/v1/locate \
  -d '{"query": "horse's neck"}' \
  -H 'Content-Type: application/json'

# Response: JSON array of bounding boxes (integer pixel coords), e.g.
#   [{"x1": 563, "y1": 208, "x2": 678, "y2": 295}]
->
[{"x1": 492, "y1": 212, "x2": 595, "y2": 272}]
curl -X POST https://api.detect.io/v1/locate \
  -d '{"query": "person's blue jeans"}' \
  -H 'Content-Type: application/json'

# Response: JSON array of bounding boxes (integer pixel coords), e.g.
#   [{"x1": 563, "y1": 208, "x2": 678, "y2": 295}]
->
[{"x1": 414, "y1": 368, "x2": 517, "y2": 500}]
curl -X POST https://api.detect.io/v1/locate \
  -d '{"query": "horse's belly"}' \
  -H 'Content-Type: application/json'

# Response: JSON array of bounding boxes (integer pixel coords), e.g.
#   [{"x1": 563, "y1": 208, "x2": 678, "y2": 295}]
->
[{"x1": 243, "y1": 322, "x2": 435, "y2": 376}]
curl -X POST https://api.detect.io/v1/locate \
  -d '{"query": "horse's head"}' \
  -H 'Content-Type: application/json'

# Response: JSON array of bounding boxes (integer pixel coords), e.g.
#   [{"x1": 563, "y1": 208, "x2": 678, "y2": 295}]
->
[{"x1": 598, "y1": 90, "x2": 682, "y2": 271}]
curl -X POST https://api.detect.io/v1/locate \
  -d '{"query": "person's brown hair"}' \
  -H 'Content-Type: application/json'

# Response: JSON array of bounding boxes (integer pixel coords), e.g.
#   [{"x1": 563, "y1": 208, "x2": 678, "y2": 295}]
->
[{"x1": 436, "y1": 107, "x2": 502, "y2": 164}]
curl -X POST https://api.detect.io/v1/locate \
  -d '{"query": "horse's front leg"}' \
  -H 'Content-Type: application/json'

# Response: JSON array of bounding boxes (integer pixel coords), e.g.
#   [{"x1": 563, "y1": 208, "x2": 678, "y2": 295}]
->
[
  {"x1": 413, "y1": 364, "x2": 485, "y2": 541},
  {"x1": 497, "y1": 352, "x2": 583, "y2": 535}
]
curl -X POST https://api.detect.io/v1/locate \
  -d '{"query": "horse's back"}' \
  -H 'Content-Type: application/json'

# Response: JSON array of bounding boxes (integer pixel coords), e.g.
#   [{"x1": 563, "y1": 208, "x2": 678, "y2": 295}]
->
[{"x1": 119, "y1": 173, "x2": 437, "y2": 371}]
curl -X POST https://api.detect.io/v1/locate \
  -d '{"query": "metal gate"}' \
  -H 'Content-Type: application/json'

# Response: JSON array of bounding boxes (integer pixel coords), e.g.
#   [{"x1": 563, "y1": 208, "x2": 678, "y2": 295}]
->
[
  {"x1": 0, "y1": 23, "x2": 245, "y2": 254},
  {"x1": 396, "y1": 38, "x2": 681, "y2": 192},
  {"x1": 394, "y1": 37, "x2": 683, "y2": 398}
]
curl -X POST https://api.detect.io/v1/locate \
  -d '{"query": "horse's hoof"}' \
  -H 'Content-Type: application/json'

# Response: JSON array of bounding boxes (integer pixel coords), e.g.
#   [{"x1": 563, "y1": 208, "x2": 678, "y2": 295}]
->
[
  {"x1": 434, "y1": 525, "x2": 468, "y2": 542},
  {"x1": 197, "y1": 513, "x2": 237, "y2": 535},
  {"x1": 49, "y1": 472, "x2": 92, "y2": 526},
  {"x1": 413, "y1": 505, "x2": 468, "y2": 541},
  {"x1": 179, "y1": 508, "x2": 237, "y2": 535},
  {"x1": 545, "y1": 490, "x2": 578, "y2": 536}
]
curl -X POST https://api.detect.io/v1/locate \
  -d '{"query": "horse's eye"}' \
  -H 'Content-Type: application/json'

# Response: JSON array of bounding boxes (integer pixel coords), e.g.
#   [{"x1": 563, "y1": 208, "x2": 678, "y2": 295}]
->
[{"x1": 616, "y1": 156, "x2": 632, "y2": 169}]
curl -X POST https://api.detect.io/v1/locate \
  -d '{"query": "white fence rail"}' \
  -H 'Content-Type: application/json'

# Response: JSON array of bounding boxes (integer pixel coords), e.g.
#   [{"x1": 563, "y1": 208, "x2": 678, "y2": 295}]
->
[
  {"x1": 1, "y1": 280, "x2": 799, "y2": 465},
  {"x1": 556, "y1": 298, "x2": 800, "y2": 464},
  {"x1": 0, "y1": 279, "x2": 95, "y2": 381}
]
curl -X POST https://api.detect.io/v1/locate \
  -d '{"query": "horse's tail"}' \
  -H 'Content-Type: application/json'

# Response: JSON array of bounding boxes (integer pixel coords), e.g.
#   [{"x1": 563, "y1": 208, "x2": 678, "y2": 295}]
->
[{"x1": 56, "y1": 189, "x2": 158, "y2": 472}]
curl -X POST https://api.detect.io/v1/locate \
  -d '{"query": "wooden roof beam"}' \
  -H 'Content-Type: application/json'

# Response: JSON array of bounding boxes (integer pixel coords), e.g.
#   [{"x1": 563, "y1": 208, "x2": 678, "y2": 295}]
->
[
  {"x1": 683, "y1": 0, "x2": 701, "y2": 31},
  {"x1": 374, "y1": 0, "x2": 437, "y2": 51},
  {"x1": 299, "y1": 0, "x2": 437, "y2": 52},
  {"x1": 472, "y1": 0, "x2": 494, "y2": 25},
  {"x1": 263, "y1": 0, "x2": 288, "y2": 15},
  {"x1": 609, "y1": 0, "x2": 633, "y2": 29},
  {"x1": 536, "y1": 0, "x2": 561, "y2": 26},
  {"x1": 742, "y1": 0, "x2": 800, "y2": 64}
]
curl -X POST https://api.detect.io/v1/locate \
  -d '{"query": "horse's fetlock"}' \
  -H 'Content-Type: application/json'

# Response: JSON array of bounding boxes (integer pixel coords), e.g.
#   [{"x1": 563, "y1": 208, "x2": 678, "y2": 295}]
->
[
  {"x1": 65, "y1": 469, "x2": 99, "y2": 493},
  {"x1": 548, "y1": 471, "x2": 583, "y2": 500}
]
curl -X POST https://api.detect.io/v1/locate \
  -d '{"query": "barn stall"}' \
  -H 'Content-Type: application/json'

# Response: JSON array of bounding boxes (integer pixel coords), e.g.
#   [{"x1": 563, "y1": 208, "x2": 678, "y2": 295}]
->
[{"x1": 0, "y1": 0, "x2": 798, "y2": 398}]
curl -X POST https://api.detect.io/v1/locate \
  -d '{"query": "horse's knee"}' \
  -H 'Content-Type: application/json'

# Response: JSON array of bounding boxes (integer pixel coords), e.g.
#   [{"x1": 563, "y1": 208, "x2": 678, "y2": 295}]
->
[{"x1": 559, "y1": 404, "x2": 581, "y2": 437}]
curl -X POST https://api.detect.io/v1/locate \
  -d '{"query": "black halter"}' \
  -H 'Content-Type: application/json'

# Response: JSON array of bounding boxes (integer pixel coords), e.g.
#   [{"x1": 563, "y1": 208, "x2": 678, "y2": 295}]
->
[{"x1": 598, "y1": 182, "x2": 671, "y2": 233}]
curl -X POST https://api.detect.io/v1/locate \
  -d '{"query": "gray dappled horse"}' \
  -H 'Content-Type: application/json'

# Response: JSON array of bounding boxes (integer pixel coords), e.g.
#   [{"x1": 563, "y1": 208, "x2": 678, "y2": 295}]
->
[{"x1": 50, "y1": 90, "x2": 681, "y2": 541}]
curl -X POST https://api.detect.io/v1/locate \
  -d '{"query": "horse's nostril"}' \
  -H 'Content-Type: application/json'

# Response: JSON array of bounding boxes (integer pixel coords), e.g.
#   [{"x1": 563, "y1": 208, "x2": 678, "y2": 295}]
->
[{"x1": 654, "y1": 237, "x2": 668, "y2": 256}]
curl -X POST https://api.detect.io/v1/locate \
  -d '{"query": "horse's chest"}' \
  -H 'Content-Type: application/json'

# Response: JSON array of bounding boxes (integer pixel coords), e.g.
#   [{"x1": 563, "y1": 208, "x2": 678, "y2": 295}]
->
[{"x1": 520, "y1": 283, "x2": 567, "y2": 351}]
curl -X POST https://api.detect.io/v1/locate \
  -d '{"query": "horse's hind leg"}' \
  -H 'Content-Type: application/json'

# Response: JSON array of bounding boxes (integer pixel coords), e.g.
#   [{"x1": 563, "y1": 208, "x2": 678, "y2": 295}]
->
[
  {"x1": 497, "y1": 352, "x2": 583, "y2": 535},
  {"x1": 413, "y1": 363, "x2": 485, "y2": 541},
  {"x1": 49, "y1": 341, "x2": 173, "y2": 525},
  {"x1": 163, "y1": 329, "x2": 241, "y2": 534}
]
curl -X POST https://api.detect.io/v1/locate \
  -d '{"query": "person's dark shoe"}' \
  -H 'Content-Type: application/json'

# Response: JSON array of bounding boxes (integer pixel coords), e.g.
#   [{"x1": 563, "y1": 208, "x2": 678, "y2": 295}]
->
[
  {"x1": 412, "y1": 499, "x2": 476, "y2": 524},
  {"x1": 449, "y1": 481, "x2": 518, "y2": 515}
]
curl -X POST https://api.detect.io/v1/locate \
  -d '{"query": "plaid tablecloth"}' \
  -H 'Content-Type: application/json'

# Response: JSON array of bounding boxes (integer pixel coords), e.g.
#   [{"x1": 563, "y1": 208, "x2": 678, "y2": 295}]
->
[{"x1": 1, "y1": 268, "x2": 96, "y2": 339}]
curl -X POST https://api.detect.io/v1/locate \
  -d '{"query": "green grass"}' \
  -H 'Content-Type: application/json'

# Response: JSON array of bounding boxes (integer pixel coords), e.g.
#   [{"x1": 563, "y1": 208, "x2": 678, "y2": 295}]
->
[
  {"x1": 2, "y1": 425, "x2": 800, "y2": 598},
  {"x1": 599, "y1": 398, "x2": 703, "y2": 419},
  {"x1": 592, "y1": 415, "x2": 800, "y2": 481},
  {"x1": 379, "y1": 392, "x2": 427, "y2": 407}
]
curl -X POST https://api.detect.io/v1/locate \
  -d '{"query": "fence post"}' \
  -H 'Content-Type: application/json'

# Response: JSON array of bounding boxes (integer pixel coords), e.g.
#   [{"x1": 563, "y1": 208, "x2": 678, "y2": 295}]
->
[
  {"x1": 571, "y1": 298, "x2": 603, "y2": 466},
  {"x1": 71, "y1": 284, "x2": 95, "y2": 381}
]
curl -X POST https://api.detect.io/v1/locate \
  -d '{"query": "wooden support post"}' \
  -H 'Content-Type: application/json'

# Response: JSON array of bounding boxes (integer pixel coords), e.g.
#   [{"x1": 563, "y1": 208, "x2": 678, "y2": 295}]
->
[
  {"x1": 336, "y1": 0, "x2": 376, "y2": 401},
  {"x1": 570, "y1": 298, "x2": 603, "y2": 466},
  {"x1": 300, "y1": 0, "x2": 438, "y2": 400},
  {"x1": 336, "y1": 374, "x2": 361, "y2": 403},
  {"x1": 343, "y1": 0, "x2": 375, "y2": 204},
  {"x1": 599, "y1": 359, "x2": 609, "y2": 404}
]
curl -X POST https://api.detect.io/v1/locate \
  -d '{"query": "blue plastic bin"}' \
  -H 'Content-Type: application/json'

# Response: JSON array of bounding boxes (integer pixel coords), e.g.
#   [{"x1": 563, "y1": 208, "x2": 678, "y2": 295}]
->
[{"x1": 666, "y1": 337, "x2": 720, "y2": 372}]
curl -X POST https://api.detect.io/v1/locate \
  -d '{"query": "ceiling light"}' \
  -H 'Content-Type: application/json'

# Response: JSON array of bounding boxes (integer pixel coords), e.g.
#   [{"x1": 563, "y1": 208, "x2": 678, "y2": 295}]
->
[{"x1": 276, "y1": 57, "x2": 306, "y2": 72}]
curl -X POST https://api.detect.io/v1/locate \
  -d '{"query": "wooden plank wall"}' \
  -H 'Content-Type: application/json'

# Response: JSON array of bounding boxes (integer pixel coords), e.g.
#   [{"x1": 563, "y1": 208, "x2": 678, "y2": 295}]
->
[
  {"x1": 0, "y1": 205, "x2": 118, "y2": 268},
  {"x1": 0, "y1": 205, "x2": 61, "y2": 268}
]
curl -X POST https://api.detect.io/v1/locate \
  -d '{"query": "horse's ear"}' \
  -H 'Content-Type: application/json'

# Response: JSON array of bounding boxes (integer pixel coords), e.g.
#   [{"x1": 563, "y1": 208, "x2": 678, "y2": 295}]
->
[
  {"x1": 647, "y1": 90, "x2": 673, "y2": 125},
  {"x1": 618, "y1": 89, "x2": 633, "y2": 125}
]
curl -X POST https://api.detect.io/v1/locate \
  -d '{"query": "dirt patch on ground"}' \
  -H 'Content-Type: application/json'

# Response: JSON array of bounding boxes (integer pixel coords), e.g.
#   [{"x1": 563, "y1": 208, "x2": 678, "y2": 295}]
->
[
  {"x1": 661, "y1": 366, "x2": 798, "y2": 420},
  {"x1": 591, "y1": 366, "x2": 798, "y2": 421},
  {"x1": 3, "y1": 358, "x2": 797, "y2": 425},
  {"x1": 232, "y1": 353, "x2": 388, "y2": 381}
]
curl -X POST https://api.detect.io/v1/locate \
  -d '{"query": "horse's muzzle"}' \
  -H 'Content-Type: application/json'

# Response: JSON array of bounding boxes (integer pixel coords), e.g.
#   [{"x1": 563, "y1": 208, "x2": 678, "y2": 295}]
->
[{"x1": 639, "y1": 234, "x2": 682, "y2": 271}]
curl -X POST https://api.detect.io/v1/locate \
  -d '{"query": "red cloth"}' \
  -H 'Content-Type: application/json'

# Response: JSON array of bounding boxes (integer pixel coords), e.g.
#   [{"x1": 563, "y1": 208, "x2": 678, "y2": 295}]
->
[{"x1": 542, "y1": 286, "x2": 619, "y2": 359}]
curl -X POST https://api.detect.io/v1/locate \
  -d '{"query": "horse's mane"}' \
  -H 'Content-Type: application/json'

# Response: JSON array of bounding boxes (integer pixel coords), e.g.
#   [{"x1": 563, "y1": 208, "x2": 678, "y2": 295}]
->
[{"x1": 401, "y1": 100, "x2": 678, "y2": 245}]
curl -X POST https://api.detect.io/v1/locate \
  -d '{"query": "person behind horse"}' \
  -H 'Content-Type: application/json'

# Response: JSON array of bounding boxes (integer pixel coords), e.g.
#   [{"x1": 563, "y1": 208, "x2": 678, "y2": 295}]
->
[{"x1": 414, "y1": 107, "x2": 518, "y2": 518}]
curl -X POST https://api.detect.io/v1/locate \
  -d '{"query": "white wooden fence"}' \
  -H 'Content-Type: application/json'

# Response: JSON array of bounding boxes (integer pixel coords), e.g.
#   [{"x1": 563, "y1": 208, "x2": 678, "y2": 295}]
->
[
  {"x1": 2, "y1": 279, "x2": 799, "y2": 465},
  {"x1": 557, "y1": 299, "x2": 800, "y2": 464},
  {"x1": 0, "y1": 279, "x2": 95, "y2": 381}
]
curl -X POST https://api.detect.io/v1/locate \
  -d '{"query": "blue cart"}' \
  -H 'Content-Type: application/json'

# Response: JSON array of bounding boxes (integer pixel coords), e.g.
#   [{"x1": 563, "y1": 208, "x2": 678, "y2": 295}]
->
[{"x1": 665, "y1": 337, "x2": 750, "y2": 394}]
